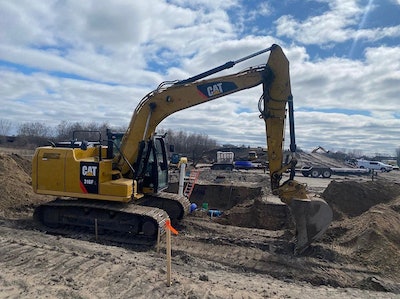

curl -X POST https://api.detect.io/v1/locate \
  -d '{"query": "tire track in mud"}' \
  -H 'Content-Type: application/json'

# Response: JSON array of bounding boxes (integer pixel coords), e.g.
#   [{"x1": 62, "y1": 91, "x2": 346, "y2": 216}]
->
[
  {"x1": 171, "y1": 217, "x2": 383, "y2": 288},
  {"x1": 0, "y1": 222, "x2": 397, "y2": 298},
  {"x1": 0, "y1": 215, "x2": 388, "y2": 290},
  {"x1": 0, "y1": 225, "x2": 162, "y2": 298}
]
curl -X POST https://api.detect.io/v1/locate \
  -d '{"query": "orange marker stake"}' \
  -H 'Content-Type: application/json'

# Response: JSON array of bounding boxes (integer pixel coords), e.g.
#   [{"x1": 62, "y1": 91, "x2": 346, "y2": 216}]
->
[{"x1": 165, "y1": 220, "x2": 178, "y2": 235}]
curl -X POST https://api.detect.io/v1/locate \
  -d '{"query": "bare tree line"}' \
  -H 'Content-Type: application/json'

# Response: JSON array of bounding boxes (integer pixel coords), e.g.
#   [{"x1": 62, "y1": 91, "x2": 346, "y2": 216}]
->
[
  {"x1": 0, "y1": 120, "x2": 218, "y2": 158},
  {"x1": 1, "y1": 119, "x2": 399, "y2": 165},
  {"x1": 160, "y1": 128, "x2": 217, "y2": 161},
  {"x1": 0, "y1": 120, "x2": 12, "y2": 136}
]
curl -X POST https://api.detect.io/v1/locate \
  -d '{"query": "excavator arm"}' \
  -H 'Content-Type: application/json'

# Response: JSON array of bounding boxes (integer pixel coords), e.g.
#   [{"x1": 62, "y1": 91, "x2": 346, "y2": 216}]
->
[{"x1": 260, "y1": 46, "x2": 332, "y2": 253}]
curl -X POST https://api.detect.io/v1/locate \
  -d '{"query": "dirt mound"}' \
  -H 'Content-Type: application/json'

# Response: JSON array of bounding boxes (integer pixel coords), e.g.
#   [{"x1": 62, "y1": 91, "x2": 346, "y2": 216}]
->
[
  {"x1": 0, "y1": 153, "x2": 50, "y2": 215},
  {"x1": 174, "y1": 169, "x2": 291, "y2": 230},
  {"x1": 322, "y1": 179, "x2": 400, "y2": 219},
  {"x1": 216, "y1": 197, "x2": 292, "y2": 230},
  {"x1": 9, "y1": 153, "x2": 32, "y2": 175},
  {"x1": 322, "y1": 179, "x2": 400, "y2": 281},
  {"x1": 329, "y1": 197, "x2": 400, "y2": 281},
  {"x1": 297, "y1": 152, "x2": 347, "y2": 168}
]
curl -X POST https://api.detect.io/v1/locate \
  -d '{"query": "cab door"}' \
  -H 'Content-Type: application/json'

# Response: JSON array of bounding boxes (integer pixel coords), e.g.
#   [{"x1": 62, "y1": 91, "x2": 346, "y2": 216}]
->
[
  {"x1": 135, "y1": 136, "x2": 169, "y2": 194},
  {"x1": 153, "y1": 136, "x2": 168, "y2": 191}
]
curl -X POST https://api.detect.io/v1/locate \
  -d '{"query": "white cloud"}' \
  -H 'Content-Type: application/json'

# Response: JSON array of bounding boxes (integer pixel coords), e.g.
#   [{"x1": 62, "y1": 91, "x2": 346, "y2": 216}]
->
[
  {"x1": 0, "y1": 0, "x2": 236, "y2": 85},
  {"x1": 275, "y1": 0, "x2": 399, "y2": 45},
  {"x1": 294, "y1": 111, "x2": 400, "y2": 155},
  {"x1": 0, "y1": 0, "x2": 399, "y2": 156},
  {"x1": 286, "y1": 44, "x2": 400, "y2": 113},
  {"x1": 275, "y1": 0, "x2": 361, "y2": 44},
  {"x1": 166, "y1": 0, "x2": 238, "y2": 10}
]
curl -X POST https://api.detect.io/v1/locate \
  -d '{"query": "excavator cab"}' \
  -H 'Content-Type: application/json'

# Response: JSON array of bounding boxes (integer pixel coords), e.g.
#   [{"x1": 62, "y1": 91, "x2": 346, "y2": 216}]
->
[
  {"x1": 106, "y1": 129, "x2": 124, "y2": 159},
  {"x1": 106, "y1": 130, "x2": 169, "y2": 194},
  {"x1": 134, "y1": 135, "x2": 169, "y2": 194}
]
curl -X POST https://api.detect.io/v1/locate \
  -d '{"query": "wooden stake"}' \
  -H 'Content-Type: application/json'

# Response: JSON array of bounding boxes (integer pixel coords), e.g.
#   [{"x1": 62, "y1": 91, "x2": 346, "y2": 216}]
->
[
  {"x1": 165, "y1": 220, "x2": 178, "y2": 287},
  {"x1": 95, "y1": 218, "x2": 98, "y2": 241},
  {"x1": 156, "y1": 226, "x2": 161, "y2": 253},
  {"x1": 166, "y1": 227, "x2": 172, "y2": 286}
]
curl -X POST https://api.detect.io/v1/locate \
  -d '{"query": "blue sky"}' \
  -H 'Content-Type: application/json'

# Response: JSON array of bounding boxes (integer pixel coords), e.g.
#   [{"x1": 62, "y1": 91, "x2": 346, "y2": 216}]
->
[{"x1": 0, "y1": 0, "x2": 400, "y2": 156}]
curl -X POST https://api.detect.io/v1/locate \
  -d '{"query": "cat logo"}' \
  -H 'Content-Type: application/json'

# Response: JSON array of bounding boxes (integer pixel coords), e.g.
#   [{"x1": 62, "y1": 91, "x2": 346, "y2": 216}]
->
[
  {"x1": 206, "y1": 83, "x2": 223, "y2": 96},
  {"x1": 81, "y1": 165, "x2": 97, "y2": 177},
  {"x1": 80, "y1": 162, "x2": 99, "y2": 194},
  {"x1": 197, "y1": 81, "x2": 238, "y2": 99}
]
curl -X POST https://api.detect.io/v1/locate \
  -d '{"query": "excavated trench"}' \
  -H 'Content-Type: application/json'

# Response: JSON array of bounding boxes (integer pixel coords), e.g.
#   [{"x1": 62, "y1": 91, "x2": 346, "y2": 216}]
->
[
  {"x1": 168, "y1": 182, "x2": 262, "y2": 210},
  {"x1": 167, "y1": 181, "x2": 292, "y2": 230}
]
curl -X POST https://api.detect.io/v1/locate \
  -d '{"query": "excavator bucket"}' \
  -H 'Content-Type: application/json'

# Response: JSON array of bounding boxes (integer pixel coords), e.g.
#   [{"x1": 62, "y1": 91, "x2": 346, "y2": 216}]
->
[{"x1": 289, "y1": 197, "x2": 333, "y2": 254}]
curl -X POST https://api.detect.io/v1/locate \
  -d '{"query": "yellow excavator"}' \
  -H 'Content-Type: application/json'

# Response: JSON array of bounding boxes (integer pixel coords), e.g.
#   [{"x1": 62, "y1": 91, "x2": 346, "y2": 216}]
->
[{"x1": 32, "y1": 44, "x2": 332, "y2": 253}]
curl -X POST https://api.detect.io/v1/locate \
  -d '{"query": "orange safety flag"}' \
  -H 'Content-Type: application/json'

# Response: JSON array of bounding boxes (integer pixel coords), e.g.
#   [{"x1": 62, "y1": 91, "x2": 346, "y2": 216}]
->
[{"x1": 165, "y1": 220, "x2": 178, "y2": 235}]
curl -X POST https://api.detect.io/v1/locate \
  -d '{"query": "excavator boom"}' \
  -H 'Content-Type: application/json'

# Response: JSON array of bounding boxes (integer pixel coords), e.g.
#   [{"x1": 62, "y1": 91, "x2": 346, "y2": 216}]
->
[{"x1": 116, "y1": 64, "x2": 270, "y2": 176}]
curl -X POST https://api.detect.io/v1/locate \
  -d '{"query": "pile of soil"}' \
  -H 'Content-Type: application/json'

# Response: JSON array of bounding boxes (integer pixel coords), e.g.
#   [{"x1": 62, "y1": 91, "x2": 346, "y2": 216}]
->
[
  {"x1": 322, "y1": 179, "x2": 400, "y2": 280},
  {"x1": 170, "y1": 168, "x2": 293, "y2": 230},
  {"x1": 337, "y1": 199, "x2": 400, "y2": 280},
  {"x1": 216, "y1": 197, "x2": 292, "y2": 230},
  {"x1": 0, "y1": 153, "x2": 50, "y2": 216},
  {"x1": 322, "y1": 180, "x2": 400, "y2": 219}
]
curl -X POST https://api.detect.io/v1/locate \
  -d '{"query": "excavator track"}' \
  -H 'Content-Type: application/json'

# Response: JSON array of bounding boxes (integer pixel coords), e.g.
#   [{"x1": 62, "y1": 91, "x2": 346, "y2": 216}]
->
[
  {"x1": 137, "y1": 191, "x2": 191, "y2": 223},
  {"x1": 33, "y1": 198, "x2": 169, "y2": 246},
  {"x1": 33, "y1": 192, "x2": 190, "y2": 246}
]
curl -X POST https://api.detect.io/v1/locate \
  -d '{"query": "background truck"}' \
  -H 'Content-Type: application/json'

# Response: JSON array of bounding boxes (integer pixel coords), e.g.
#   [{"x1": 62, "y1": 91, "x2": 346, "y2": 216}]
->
[
  {"x1": 211, "y1": 151, "x2": 234, "y2": 170},
  {"x1": 357, "y1": 160, "x2": 393, "y2": 172}
]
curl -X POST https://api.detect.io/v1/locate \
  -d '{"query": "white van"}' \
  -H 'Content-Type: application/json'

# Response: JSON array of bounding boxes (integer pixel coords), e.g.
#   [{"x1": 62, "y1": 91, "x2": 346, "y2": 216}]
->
[{"x1": 356, "y1": 160, "x2": 393, "y2": 172}]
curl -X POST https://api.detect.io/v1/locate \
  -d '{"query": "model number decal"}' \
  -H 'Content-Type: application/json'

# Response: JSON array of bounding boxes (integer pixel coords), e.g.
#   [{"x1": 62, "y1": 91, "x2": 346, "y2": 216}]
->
[{"x1": 80, "y1": 162, "x2": 99, "y2": 194}]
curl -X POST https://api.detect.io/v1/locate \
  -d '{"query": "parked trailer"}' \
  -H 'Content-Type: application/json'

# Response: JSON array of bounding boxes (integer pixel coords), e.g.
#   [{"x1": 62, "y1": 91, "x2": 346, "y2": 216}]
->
[
  {"x1": 331, "y1": 168, "x2": 370, "y2": 176},
  {"x1": 301, "y1": 167, "x2": 333, "y2": 178},
  {"x1": 300, "y1": 166, "x2": 370, "y2": 178}
]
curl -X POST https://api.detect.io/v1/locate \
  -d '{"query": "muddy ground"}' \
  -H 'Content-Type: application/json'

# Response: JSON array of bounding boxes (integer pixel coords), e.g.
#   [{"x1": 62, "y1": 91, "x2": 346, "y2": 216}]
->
[{"x1": 1, "y1": 151, "x2": 400, "y2": 298}]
